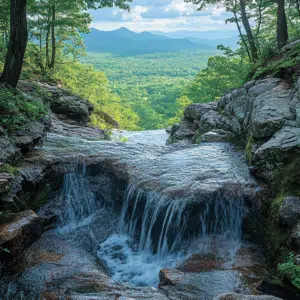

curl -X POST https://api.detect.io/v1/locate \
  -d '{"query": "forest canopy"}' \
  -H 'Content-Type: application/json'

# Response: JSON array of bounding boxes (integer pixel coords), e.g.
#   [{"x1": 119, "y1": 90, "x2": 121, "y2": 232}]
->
[{"x1": 0, "y1": 0, "x2": 299, "y2": 130}]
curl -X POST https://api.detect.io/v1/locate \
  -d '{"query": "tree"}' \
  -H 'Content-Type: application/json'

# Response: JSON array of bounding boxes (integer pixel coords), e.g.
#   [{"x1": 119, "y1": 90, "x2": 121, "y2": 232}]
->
[
  {"x1": 0, "y1": 0, "x2": 28, "y2": 88},
  {"x1": 276, "y1": 0, "x2": 289, "y2": 48},
  {"x1": 184, "y1": 0, "x2": 259, "y2": 61},
  {"x1": 239, "y1": 0, "x2": 258, "y2": 61}
]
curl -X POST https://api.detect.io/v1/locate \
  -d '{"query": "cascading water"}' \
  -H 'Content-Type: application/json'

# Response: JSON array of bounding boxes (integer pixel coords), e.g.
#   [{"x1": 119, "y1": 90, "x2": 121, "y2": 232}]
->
[
  {"x1": 58, "y1": 165, "x2": 99, "y2": 232},
  {"x1": 98, "y1": 183, "x2": 247, "y2": 287}
]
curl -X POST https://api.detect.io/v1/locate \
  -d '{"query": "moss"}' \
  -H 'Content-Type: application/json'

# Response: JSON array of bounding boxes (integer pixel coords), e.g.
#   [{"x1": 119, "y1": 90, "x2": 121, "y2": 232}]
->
[
  {"x1": 0, "y1": 163, "x2": 19, "y2": 175},
  {"x1": 194, "y1": 130, "x2": 202, "y2": 144},
  {"x1": 273, "y1": 156, "x2": 300, "y2": 197},
  {"x1": 245, "y1": 135, "x2": 253, "y2": 164},
  {"x1": 265, "y1": 191, "x2": 290, "y2": 263},
  {"x1": 252, "y1": 43, "x2": 300, "y2": 81}
]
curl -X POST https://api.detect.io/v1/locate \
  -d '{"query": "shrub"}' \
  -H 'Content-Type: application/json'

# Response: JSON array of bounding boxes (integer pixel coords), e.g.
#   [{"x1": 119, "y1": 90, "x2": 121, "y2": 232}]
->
[
  {"x1": 0, "y1": 87, "x2": 47, "y2": 132},
  {"x1": 278, "y1": 253, "x2": 300, "y2": 289}
]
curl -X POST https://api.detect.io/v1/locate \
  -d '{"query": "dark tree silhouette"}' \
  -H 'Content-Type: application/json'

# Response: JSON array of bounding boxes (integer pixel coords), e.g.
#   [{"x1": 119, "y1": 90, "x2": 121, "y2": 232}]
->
[{"x1": 0, "y1": 0, "x2": 28, "y2": 88}]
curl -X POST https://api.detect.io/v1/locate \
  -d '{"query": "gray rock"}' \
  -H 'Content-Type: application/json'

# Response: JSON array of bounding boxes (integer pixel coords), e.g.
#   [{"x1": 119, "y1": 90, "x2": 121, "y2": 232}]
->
[
  {"x1": 214, "y1": 293, "x2": 282, "y2": 300},
  {"x1": 159, "y1": 269, "x2": 247, "y2": 300},
  {"x1": 13, "y1": 120, "x2": 48, "y2": 151},
  {"x1": 35, "y1": 82, "x2": 94, "y2": 125},
  {"x1": 223, "y1": 88, "x2": 247, "y2": 124},
  {"x1": 167, "y1": 120, "x2": 197, "y2": 144},
  {"x1": 50, "y1": 114, "x2": 106, "y2": 140},
  {"x1": 184, "y1": 102, "x2": 218, "y2": 121},
  {"x1": 279, "y1": 197, "x2": 300, "y2": 228},
  {"x1": 253, "y1": 126, "x2": 300, "y2": 182},
  {"x1": 0, "y1": 137, "x2": 19, "y2": 162},
  {"x1": 246, "y1": 80, "x2": 294, "y2": 139},
  {"x1": 200, "y1": 110, "x2": 230, "y2": 133},
  {"x1": 202, "y1": 129, "x2": 229, "y2": 142}
]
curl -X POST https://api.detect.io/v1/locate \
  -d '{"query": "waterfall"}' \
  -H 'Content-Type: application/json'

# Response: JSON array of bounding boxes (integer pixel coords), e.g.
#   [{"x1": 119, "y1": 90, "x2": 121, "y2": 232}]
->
[
  {"x1": 119, "y1": 185, "x2": 245, "y2": 256},
  {"x1": 59, "y1": 165, "x2": 97, "y2": 227},
  {"x1": 99, "y1": 183, "x2": 247, "y2": 287}
]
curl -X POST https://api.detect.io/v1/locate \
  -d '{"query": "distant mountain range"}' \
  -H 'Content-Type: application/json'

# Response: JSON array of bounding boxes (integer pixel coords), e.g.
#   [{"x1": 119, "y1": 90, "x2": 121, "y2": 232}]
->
[
  {"x1": 83, "y1": 28, "x2": 219, "y2": 55},
  {"x1": 151, "y1": 30, "x2": 239, "y2": 49}
]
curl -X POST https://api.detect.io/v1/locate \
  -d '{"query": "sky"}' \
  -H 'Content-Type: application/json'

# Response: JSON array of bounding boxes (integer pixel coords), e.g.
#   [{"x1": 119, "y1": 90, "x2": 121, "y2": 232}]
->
[{"x1": 90, "y1": 0, "x2": 236, "y2": 33}]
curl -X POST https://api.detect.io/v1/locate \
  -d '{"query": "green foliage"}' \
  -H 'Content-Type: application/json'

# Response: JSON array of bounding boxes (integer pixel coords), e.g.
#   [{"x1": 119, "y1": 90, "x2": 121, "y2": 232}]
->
[
  {"x1": 252, "y1": 43, "x2": 300, "y2": 80},
  {"x1": 265, "y1": 191, "x2": 289, "y2": 262},
  {"x1": 83, "y1": 51, "x2": 213, "y2": 129},
  {"x1": 194, "y1": 130, "x2": 202, "y2": 144},
  {"x1": 52, "y1": 62, "x2": 140, "y2": 130},
  {"x1": 278, "y1": 253, "x2": 300, "y2": 289},
  {"x1": 186, "y1": 55, "x2": 250, "y2": 103},
  {"x1": 0, "y1": 163, "x2": 19, "y2": 175},
  {"x1": 0, "y1": 88, "x2": 47, "y2": 132}
]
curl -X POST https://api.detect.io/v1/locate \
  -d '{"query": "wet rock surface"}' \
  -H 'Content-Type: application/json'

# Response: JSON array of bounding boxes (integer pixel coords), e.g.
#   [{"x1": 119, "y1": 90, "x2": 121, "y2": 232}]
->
[
  {"x1": 0, "y1": 210, "x2": 43, "y2": 259},
  {"x1": 167, "y1": 77, "x2": 300, "y2": 188}
]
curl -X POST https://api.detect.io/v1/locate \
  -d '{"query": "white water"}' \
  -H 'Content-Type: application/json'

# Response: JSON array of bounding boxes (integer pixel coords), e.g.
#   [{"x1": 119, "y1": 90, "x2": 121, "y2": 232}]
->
[
  {"x1": 97, "y1": 184, "x2": 246, "y2": 287},
  {"x1": 54, "y1": 135, "x2": 248, "y2": 288}
]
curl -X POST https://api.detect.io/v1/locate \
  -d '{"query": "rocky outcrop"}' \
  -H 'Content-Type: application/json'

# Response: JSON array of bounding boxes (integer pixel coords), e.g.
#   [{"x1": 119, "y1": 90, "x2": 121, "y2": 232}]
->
[
  {"x1": 1, "y1": 81, "x2": 107, "y2": 165},
  {"x1": 33, "y1": 82, "x2": 94, "y2": 125},
  {"x1": 0, "y1": 210, "x2": 43, "y2": 259},
  {"x1": 168, "y1": 77, "x2": 300, "y2": 190}
]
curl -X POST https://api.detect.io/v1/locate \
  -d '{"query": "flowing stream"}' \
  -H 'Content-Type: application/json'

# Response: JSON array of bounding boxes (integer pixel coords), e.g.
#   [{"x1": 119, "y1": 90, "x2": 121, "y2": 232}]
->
[
  {"x1": 49, "y1": 130, "x2": 253, "y2": 288},
  {"x1": 1, "y1": 130, "x2": 259, "y2": 299}
]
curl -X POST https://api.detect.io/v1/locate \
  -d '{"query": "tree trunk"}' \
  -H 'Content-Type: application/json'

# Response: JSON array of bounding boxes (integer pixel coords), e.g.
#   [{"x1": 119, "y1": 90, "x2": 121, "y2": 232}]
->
[
  {"x1": 45, "y1": 27, "x2": 50, "y2": 67},
  {"x1": 233, "y1": 11, "x2": 252, "y2": 62},
  {"x1": 0, "y1": 0, "x2": 28, "y2": 88},
  {"x1": 295, "y1": 0, "x2": 300, "y2": 17},
  {"x1": 277, "y1": 0, "x2": 289, "y2": 48},
  {"x1": 239, "y1": 0, "x2": 258, "y2": 61},
  {"x1": 50, "y1": 4, "x2": 56, "y2": 68}
]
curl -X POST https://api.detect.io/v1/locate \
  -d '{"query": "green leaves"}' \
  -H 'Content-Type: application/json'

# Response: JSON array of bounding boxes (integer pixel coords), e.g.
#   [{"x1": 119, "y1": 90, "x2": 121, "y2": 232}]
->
[
  {"x1": 0, "y1": 88, "x2": 47, "y2": 132},
  {"x1": 278, "y1": 253, "x2": 300, "y2": 289}
]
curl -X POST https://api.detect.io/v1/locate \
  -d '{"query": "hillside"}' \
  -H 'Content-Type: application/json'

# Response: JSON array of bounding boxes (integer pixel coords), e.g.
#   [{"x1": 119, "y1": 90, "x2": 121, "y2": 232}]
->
[
  {"x1": 151, "y1": 30, "x2": 239, "y2": 49},
  {"x1": 83, "y1": 28, "x2": 214, "y2": 55}
]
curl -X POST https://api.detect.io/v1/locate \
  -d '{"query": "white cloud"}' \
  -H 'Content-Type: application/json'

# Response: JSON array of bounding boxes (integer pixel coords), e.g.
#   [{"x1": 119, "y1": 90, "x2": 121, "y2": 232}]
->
[{"x1": 90, "y1": 0, "x2": 236, "y2": 32}]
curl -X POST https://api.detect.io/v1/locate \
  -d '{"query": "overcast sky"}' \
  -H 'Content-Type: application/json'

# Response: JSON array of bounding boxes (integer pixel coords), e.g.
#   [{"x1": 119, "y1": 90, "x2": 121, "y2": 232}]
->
[{"x1": 90, "y1": 0, "x2": 236, "y2": 33}]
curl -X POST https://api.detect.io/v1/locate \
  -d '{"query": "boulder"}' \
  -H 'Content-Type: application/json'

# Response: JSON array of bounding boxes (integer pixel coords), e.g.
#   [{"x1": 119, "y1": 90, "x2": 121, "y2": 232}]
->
[
  {"x1": 253, "y1": 126, "x2": 300, "y2": 183},
  {"x1": 279, "y1": 197, "x2": 300, "y2": 228},
  {"x1": 159, "y1": 269, "x2": 184, "y2": 286},
  {"x1": 184, "y1": 102, "x2": 218, "y2": 121},
  {"x1": 0, "y1": 210, "x2": 43, "y2": 259},
  {"x1": 199, "y1": 110, "x2": 230, "y2": 133},
  {"x1": 214, "y1": 293, "x2": 282, "y2": 300},
  {"x1": 166, "y1": 120, "x2": 197, "y2": 144},
  {"x1": 245, "y1": 79, "x2": 293, "y2": 139}
]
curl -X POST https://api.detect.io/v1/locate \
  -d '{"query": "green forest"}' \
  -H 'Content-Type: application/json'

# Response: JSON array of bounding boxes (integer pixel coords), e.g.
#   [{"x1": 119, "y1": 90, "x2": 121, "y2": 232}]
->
[
  {"x1": 82, "y1": 51, "x2": 216, "y2": 129},
  {"x1": 0, "y1": 0, "x2": 299, "y2": 132}
]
